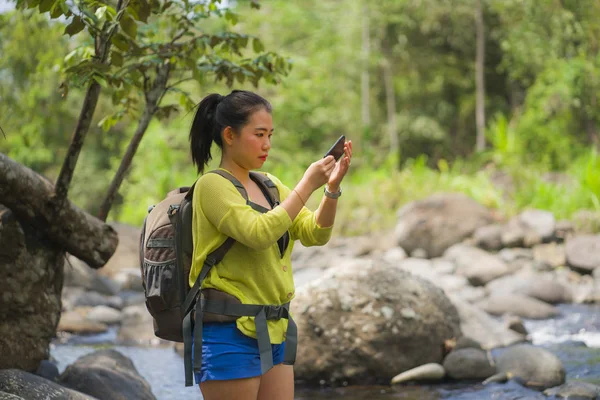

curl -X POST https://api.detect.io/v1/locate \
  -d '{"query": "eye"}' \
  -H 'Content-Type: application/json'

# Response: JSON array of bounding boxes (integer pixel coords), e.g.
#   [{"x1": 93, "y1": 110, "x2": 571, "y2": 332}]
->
[{"x1": 256, "y1": 133, "x2": 264, "y2": 137}]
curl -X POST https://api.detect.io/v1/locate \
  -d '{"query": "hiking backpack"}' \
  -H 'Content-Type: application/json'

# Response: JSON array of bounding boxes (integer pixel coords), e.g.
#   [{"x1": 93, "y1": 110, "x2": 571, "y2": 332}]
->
[{"x1": 139, "y1": 170, "x2": 296, "y2": 386}]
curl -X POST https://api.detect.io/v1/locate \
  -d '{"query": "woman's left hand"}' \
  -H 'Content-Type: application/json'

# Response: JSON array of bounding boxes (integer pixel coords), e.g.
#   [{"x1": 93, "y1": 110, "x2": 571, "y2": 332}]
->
[{"x1": 327, "y1": 140, "x2": 352, "y2": 191}]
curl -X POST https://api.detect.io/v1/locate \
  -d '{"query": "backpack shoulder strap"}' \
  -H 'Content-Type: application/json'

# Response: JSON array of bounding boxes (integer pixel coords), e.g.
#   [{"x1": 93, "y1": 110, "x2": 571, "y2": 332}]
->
[
  {"x1": 208, "y1": 169, "x2": 249, "y2": 201},
  {"x1": 250, "y1": 171, "x2": 280, "y2": 206}
]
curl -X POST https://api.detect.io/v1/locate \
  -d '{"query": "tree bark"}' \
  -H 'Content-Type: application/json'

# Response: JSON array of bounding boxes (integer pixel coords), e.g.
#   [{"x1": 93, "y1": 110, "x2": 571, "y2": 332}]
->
[
  {"x1": 475, "y1": 0, "x2": 486, "y2": 152},
  {"x1": 54, "y1": 82, "x2": 103, "y2": 202},
  {"x1": 0, "y1": 153, "x2": 118, "y2": 268},
  {"x1": 382, "y1": 58, "x2": 398, "y2": 155},
  {"x1": 97, "y1": 62, "x2": 172, "y2": 221},
  {"x1": 0, "y1": 207, "x2": 64, "y2": 371},
  {"x1": 361, "y1": 2, "x2": 371, "y2": 130},
  {"x1": 54, "y1": 0, "x2": 128, "y2": 203}
]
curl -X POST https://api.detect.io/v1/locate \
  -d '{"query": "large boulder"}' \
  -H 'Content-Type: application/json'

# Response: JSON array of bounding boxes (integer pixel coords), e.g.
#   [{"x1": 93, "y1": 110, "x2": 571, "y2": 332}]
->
[
  {"x1": 0, "y1": 369, "x2": 96, "y2": 400},
  {"x1": 394, "y1": 193, "x2": 494, "y2": 258},
  {"x1": 59, "y1": 349, "x2": 156, "y2": 400},
  {"x1": 291, "y1": 259, "x2": 461, "y2": 385}
]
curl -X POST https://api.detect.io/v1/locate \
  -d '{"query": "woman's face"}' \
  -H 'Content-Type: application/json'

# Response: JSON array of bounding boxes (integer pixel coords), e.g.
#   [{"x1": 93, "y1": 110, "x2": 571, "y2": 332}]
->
[{"x1": 227, "y1": 108, "x2": 273, "y2": 171}]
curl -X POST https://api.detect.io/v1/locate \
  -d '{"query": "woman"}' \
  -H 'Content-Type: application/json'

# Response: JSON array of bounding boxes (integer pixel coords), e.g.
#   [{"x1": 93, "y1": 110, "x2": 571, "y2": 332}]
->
[{"x1": 188, "y1": 90, "x2": 352, "y2": 400}]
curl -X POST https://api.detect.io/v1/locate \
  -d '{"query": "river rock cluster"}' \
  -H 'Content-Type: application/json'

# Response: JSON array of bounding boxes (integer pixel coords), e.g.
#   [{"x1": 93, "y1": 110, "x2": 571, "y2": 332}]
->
[{"x1": 2, "y1": 192, "x2": 600, "y2": 399}]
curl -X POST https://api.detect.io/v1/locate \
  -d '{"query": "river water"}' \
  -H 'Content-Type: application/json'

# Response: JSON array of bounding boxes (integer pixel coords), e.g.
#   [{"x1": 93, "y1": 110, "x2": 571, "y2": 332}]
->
[{"x1": 51, "y1": 304, "x2": 600, "y2": 399}]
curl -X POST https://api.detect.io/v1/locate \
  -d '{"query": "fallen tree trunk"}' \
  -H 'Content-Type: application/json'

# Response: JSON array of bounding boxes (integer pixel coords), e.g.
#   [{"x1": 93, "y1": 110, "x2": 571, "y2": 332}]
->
[{"x1": 0, "y1": 152, "x2": 118, "y2": 268}]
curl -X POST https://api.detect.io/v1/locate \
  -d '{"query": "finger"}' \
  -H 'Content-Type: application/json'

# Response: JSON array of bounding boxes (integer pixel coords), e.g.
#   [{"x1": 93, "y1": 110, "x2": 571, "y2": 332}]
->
[{"x1": 322, "y1": 155, "x2": 335, "y2": 164}]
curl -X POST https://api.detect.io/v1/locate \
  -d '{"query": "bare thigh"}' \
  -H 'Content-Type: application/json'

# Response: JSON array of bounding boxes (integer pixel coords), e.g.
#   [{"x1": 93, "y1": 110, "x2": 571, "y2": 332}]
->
[
  {"x1": 258, "y1": 364, "x2": 294, "y2": 400},
  {"x1": 200, "y1": 376, "x2": 261, "y2": 400}
]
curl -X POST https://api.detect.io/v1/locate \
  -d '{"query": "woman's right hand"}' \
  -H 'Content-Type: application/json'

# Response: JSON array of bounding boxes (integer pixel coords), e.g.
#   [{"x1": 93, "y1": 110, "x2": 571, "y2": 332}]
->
[{"x1": 301, "y1": 156, "x2": 337, "y2": 192}]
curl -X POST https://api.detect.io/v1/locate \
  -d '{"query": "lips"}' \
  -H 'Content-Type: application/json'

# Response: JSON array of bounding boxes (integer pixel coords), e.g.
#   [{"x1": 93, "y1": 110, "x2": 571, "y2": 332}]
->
[{"x1": 259, "y1": 155, "x2": 268, "y2": 161}]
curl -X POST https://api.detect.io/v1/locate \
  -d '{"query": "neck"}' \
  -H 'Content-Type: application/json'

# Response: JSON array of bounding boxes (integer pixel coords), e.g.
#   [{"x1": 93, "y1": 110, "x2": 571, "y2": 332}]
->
[{"x1": 219, "y1": 159, "x2": 250, "y2": 186}]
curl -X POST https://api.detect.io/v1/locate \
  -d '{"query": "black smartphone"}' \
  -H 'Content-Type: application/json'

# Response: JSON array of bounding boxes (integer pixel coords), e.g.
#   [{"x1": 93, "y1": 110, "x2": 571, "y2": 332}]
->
[{"x1": 323, "y1": 135, "x2": 346, "y2": 161}]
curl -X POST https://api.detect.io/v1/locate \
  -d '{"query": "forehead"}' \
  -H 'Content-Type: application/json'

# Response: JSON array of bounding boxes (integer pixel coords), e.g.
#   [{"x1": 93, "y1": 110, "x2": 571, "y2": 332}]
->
[{"x1": 246, "y1": 108, "x2": 272, "y2": 127}]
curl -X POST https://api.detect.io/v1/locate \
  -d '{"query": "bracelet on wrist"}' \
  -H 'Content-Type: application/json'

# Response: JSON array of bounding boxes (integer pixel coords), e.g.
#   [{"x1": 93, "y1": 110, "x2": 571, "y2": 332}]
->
[{"x1": 324, "y1": 185, "x2": 342, "y2": 199}]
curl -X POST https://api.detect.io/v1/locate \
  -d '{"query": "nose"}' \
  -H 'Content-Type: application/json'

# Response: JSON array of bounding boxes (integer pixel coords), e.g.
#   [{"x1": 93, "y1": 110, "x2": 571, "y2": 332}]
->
[{"x1": 263, "y1": 137, "x2": 271, "y2": 151}]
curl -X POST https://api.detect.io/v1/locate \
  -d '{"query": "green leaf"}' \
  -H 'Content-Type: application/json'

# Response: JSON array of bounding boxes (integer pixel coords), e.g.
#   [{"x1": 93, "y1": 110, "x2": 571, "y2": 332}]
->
[
  {"x1": 95, "y1": 6, "x2": 107, "y2": 20},
  {"x1": 120, "y1": 14, "x2": 137, "y2": 38},
  {"x1": 93, "y1": 75, "x2": 109, "y2": 88},
  {"x1": 64, "y1": 16, "x2": 85, "y2": 37},
  {"x1": 38, "y1": 0, "x2": 52, "y2": 13},
  {"x1": 111, "y1": 34, "x2": 130, "y2": 52},
  {"x1": 111, "y1": 51, "x2": 123, "y2": 67},
  {"x1": 225, "y1": 10, "x2": 238, "y2": 26},
  {"x1": 129, "y1": 0, "x2": 150, "y2": 23},
  {"x1": 50, "y1": 4, "x2": 63, "y2": 19},
  {"x1": 252, "y1": 38, "x2": 264, "y2": 53}
]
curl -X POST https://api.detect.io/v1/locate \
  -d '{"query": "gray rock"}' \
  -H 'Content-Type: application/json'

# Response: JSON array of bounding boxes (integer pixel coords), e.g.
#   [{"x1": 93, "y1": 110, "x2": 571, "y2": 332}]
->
[
  {"x1": 453, "y1": 336, "x2": 483, "y2": 351},
  {"x1": 86, "y1": 306, "x2": 123, "y2": 325},
  {"x1": 394, "y1": 193, "x2": 494, "y2": 258},
  {"x1": 443, "y1": 348, "x2": 496, "y2": 380},
  {"x1": 566, "y1": 235, "x2": 600, "y2": 273},
  {"x1": 498, "y1": 248, "x2": 533, "y2": 264},
  {"x1": 533, "y1": 242, "x2": 566, "y2": 268},
  {"x1": 485, "y1": 344, "x2": 565, "y2": 390},
  {"x1": 117, "y1": 305, "x2": 164, "y2": 346},
  {"x1": 486, "y1": 274, "x2": 573, "y2": 304},
  {"x1": 519, "y1": 210, "x2": 556, "y2": 242},
  {"x1": 0, "y1": 369, "x2": 97, "y2": 400},
  {"x1": 64, "y1": 256, "x2": 120, "y2": 296},
  {"x1": 544, "y1": 381, "x2": 600, "y2": 399},
  {"x1": 57, "y1": 310, "x2": 109, "y2": 334},
  {"x1": 473, "y1": 224, "x2": 503, "y2": 251},
  {"x1": 447, "y1": 296, "x2": 525, "y2": 350},
  {"x1": 59, "y1": 349, "x2": 156, "y2": 400},
  {"x1": 444, "y1": 244, "x2": 512, "y2": 286},
  {"x1": 35, "y1": 360, "x2": 59, "y2": 382},
  {"x1": 292, "y1": 259, "x2": 461, "y2": 384},
  {"x1": 504, "y1": 315, "x2": 528, "y2": 336},
  {"x1": 555, "y1": 220, "x2": 575, "y2": 241},
  {"x1": 390, "y1": 363, "x2": 445, "y2": 384},
  {"x1": 0, "y1": 390, "x2": 24, "y2": 400},
  {"x1": 380, "y1": 247, "x2": 408, "y2": 265},
  {"x1": 476, "y1": 294, "x2": 560, "y2": 319},
  {"x1": 72, "y1": 291, "x2": 124, "y2": 310}
]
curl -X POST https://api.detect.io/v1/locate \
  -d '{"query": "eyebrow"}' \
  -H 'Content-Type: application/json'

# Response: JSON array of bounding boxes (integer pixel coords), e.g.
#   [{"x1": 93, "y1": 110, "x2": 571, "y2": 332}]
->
[{"x1": 255, "y1": 127, "x2": 274, "y2": 132}]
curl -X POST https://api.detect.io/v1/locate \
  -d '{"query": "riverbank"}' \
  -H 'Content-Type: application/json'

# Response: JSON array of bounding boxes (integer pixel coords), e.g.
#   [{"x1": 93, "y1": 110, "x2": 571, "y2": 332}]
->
[{"x1": 50, "y1": 303, "x2": 600, "y2": 399}]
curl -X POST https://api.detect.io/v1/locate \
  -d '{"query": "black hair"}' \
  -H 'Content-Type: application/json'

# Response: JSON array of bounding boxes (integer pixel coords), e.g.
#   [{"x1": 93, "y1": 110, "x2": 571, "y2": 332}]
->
[{"x1": 189, "y1": 90, "x2": 272, "y2": 174}]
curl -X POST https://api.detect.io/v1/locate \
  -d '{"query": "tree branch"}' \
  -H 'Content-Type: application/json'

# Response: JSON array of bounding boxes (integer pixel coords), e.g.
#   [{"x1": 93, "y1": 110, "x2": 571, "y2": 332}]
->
[
  {"x1": 54, "y1": 0, "x2": 130, "y2": 204},
  {"x1": 97, "y1": 62, "x2": 172, "y2": 221}
]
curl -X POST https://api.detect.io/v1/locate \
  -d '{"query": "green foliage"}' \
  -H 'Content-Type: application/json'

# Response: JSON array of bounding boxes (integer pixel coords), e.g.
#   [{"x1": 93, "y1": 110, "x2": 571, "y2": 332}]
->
[
  {"x1": 0, "y1": 11, "x2": 78, "y2": 172},
  {"x1": 4, "y1": 0, "x2": 600, "y2": 236}
]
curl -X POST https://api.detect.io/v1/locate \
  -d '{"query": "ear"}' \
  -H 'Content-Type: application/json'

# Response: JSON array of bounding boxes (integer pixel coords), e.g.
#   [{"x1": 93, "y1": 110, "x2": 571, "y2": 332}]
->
[{"x1": 223, "y1": 126, "x2": 235, "y2": 146}]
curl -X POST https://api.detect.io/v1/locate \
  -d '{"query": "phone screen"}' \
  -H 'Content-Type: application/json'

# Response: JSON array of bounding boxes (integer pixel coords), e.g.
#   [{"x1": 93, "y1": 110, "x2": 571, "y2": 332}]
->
[{"x1": 324, "y1": 135, "x2": 346, "y2": 161}]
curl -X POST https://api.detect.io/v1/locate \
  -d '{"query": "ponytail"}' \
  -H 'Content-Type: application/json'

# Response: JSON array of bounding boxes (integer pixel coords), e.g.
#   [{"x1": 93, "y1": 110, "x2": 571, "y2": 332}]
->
[{"x1": 189, "y1": 93, "x2": 223, "y2": 174}]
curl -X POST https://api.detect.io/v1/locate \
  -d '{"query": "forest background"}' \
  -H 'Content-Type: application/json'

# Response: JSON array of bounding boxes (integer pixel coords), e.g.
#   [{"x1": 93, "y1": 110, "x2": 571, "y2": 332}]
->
[{"x1": 2, "y1": 0, "x2": 600, "y2": 237}]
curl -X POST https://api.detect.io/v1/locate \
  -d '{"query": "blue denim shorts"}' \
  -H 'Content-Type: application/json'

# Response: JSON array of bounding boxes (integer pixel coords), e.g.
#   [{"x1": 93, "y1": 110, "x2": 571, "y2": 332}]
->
[{"x1": 192, "y1": 322, "x2": 286, "y2": 384}]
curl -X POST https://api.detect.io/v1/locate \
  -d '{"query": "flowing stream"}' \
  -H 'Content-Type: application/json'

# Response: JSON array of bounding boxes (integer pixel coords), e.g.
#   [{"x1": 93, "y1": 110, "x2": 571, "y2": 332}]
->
[{"x1": 51, "y1": 304, "x2": 600, "y2": 400}]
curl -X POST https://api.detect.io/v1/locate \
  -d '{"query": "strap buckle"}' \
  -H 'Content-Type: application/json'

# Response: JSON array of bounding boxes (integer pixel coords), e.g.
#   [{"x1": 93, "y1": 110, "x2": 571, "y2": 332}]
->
[{"x1": 264, "y1": 305, "x2": 285, "y2": 320}]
